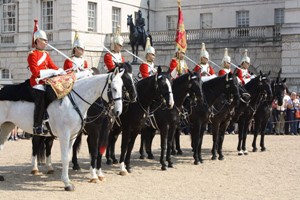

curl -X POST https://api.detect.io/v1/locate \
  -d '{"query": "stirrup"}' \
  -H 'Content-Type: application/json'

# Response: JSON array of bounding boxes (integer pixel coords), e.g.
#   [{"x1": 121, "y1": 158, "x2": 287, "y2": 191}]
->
[{"x1": 33, "y1": 126, "x2": 43, "y2": 135}]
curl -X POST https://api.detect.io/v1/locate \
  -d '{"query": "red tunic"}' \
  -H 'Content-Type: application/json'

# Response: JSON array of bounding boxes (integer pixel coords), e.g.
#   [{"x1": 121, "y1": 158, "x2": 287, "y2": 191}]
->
[
  {"x1": 63, "y1": 57, "x2": 88, "y2": 71},
  {"x1": 139, "y1": 63, "x2": 155, "y2": 79},
  {"x1": 27, "y1": 49, "x2": 59, "y2": 87},
  {"x1": 104, "y1": 52, "x2": 125, "y2": 71},
  {"x1": 218, "y1": 68, "x2": 232, "y2": 76},
  {"x1": 169, "y1": 58, "x2": 188, "y2": 79},
  {"x1": 193, "y1": 64, "x2": 215, "y2": 76},
  {"x1": 236, "y1": 68, "x2": 251, "y2": 85}
]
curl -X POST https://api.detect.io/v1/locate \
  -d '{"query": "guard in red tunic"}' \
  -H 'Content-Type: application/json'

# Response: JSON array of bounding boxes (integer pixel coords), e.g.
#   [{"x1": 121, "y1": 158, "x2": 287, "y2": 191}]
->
[
  {"x1": 193, "y1": 43, "x2": 215, "y2": 77},
  {"x1": 236, "y1": 49, "x2": 251, "y2": 85},
  {"x1": 64, "y1": 31, "x2": 88, "y2": 72},
  {"x1": 28, "y1": 27, "x2": 65, "y2": 134},
  {"x1": 218, "y1": 48, "x2": 232, "y2": 76},
  {"x1": 104, "y1": 26, "x2": 125, "y2": 71},
  {"x1": 169, "y1": 47, "x2": 189, "y2": 79},
  {"x1": 139, "y1": 37, "x2": 156, "y2": 79}
]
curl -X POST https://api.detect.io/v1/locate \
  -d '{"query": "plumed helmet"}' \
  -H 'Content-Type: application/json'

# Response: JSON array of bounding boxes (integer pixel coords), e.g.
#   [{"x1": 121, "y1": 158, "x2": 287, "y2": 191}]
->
[
  {"x1": 112, "y1": 25, "x2": 124, "y2": 46},
  {"x1": 145, "y1": 37, "x2": 155, "y2": 55},
  {"x1": 200, "y1": 43, "x2": 209, "y2": 60},
  {"x1": 34, "y1": 30, "x2": 47, "y2": 42},
  {"x1": 73, "y1": 31, "x2": 85, "y2": 49},
  {"x1": 241, "y1": 49, "x2": 250, "y2": 65},
  {"x1": 222, "y1": 48, "x2": 231, "y2": 64}
]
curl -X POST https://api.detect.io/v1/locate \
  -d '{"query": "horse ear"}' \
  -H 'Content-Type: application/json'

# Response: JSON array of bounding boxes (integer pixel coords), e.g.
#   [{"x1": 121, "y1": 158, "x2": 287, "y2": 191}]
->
[
  {"x1": 259, "y1": 70, "x2": 263, "y2": 76},
  {"x1": 113, "y1": 67, "x2": 120, "y2": 76},
  {"x1": 119, "y1": 68, "x2": 125, "y2": 77},
  {"x1": 157, "y1": 66, "x2": 162, "y2": 74},
  {"x1": 283, "y1": 78, "x2": 286, "y2": 83}
]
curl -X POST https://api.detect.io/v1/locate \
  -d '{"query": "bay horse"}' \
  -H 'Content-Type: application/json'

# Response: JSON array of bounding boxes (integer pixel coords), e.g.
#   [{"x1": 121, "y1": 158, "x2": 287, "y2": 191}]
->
[
  {"x1": 139, "y1": 71, "x2": 203, "y2": 170},
  {"x1": 0, "y1": 68, "x2": 124, "y2": 191},
  {"x1": 252, "y1": 70, "x2": 286, "y2": 152},
  {"x1": 106, "y1": 67, "x2": 174, "y2": 175},
  {"x1": 127, "y1": 14, "x2": 152, "y2": 63},
  {"x1": 189, "y1": 73, "x2": 240, "y2": 164},
  {"x1": 236, "y1": 71, "x2": 272, "y2": 155}
]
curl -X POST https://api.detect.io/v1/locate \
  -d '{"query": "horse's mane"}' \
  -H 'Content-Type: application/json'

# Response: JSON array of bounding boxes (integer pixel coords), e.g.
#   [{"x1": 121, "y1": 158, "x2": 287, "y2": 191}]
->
[{"x1": 0, "y1": 79, "x2": 34, "y2": 102}]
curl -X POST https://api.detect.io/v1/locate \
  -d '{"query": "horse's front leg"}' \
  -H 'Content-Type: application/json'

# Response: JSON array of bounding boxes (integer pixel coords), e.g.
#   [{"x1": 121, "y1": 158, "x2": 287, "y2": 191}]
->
[
  {"x1": 218, "y1": 122, "x2": 228, "y2": 160},
  {"x1": 59, "y1": 133, "x2": 75, "y2": 191},
  {"x1": 124, "y1": 131, "x2": 139, "y2": 173},
  {"x1": 144, "y1": 127, "x2": 156, "y2": 159},
  {"x1": 211, "y1": 122, "x2": 220, "y2": 160},
  {"x1": 159, "y1": 127, "x2": 168, "y2": 170},
  {"x1": 190, "y1": 122, "x2": 201, "y2": 165},
  {"x1": 97, "y1": 154, "x2": 105, "y2": 181},
  {"x1": 87, "y1": 132, "x2": 99, "y2": 183},
  {"x1": 167, "y1": 125, "x2": 176, "y2": 168},
  {"x1": 31, "y1": 135, "x2": 41, "y2": 175},
  {"x1": 119, "y1": 129, "x2": 130, "y2": 176}
]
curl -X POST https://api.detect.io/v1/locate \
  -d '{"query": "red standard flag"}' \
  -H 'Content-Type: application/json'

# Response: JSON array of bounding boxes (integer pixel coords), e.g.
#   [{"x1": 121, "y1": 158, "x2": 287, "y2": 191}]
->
[
  {"x1": 175, "y1": 0, "x2": 187, "y2": 53},
  {"x1": 31, "y1": 19, "x2": 39, "y2": 48}
]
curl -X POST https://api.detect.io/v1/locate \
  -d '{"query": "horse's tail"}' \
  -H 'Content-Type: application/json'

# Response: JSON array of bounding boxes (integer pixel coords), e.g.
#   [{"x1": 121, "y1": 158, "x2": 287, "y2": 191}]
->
[
  {"x1": 33, "y1": 136, "x2": 46, "y2": 165},
  {"x1": 73, "y1": 131, "x2": 83, "y2": 154}
]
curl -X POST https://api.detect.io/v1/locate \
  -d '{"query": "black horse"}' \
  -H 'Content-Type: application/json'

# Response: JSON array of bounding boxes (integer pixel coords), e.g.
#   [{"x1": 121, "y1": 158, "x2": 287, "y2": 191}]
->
[
  {"x1": 236, "y1": 71, "x2": 272, "y2": 155},
  {"x1": 189, "y1": 73, "x2": 240, "y2": 165},
  {"x1": 139, "y1": 71, "x2": 203, "y2": 170},
  {"x1": 127, "y1": 14, "x2": 152, "y2": 63},
  {"x1": 252, "y1": 70, "x2": 286, "y2": 152},
  {"x1": 106, "y1": 67, "x2": 174, "y2": 175}
]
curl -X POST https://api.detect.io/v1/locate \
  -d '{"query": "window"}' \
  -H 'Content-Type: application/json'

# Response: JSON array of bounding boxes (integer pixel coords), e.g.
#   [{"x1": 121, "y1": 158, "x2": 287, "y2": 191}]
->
[
  {"x1": 112, "y1": 7, "x2": 121, "y2": 33},
  {"x1": 275, "y1": 8, "x2": 284, "y2": 25},
  {"x1": 1, "y1": 0, "x2": 17, "y2": 33},
  {"x1": 236, "y1": 11, "x2": 249, "y2": 27},
  {"x1": 200, "y1": 13, "x2": 212, "y2": 29},
  {"x1": 167, "y1": 15, "x2": 177, "y2": 31},
  {"x1": 1, "y1": 69, "x2": 10, "y2": 79},
  {"x1": 42, "y1": 0, "x2": 53, "y2": 31},
  {"x1": 88, "y1": 2, "x2": 97, "y2": 32}
]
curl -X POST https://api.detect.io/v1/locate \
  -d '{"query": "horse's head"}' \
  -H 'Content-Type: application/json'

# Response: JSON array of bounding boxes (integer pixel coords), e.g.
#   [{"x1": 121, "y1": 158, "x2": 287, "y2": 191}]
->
[
  {"x1": 117, "y1": 62, "x2": 137, "y2": 102},
  {"x1": 258, "y1": 70, "x2": 273, "y2": 101},
  {"x1": 155, "y1": 66, "x2": 174, "y2": 109},
  {"x1": 224, "y1": 72, "x2": 240, "y2": 106},
  {"x1": 127, "y1": 14, "x2": 133, "y2": 27},
  {"x1": 273, "y1": 69, "x2": 286, "y2": 106},
  {"x1": 106, "y1": 68, "x2": 124, "y2": 117},
  {"x1": 187, "y1": 71, "x2": 203, "y2": 104}
]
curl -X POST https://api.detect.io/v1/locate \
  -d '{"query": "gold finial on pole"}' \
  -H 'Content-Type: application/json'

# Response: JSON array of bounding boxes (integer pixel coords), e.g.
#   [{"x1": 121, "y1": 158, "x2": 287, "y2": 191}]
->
[{"x1": 178, "y1": 0, "x2": 181, "y2": 7}]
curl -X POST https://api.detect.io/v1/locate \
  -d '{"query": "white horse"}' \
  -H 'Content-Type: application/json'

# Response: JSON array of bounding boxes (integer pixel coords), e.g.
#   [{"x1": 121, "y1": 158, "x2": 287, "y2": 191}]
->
[{"x1": 0, "y1": 68, "x2": 124, "y2": 191}]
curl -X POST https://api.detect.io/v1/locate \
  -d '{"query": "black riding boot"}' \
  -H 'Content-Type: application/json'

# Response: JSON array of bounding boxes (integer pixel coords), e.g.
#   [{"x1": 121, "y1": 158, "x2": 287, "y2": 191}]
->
[{"x1": 33, "y1": 89, "x2": 45, "y2": 135}]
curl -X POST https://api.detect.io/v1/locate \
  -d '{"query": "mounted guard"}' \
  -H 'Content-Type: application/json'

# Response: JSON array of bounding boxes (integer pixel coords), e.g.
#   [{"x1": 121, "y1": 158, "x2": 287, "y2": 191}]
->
[
  {"x1": 236, "y1": 49, "x2": 252, "y2": 85},
  {"x1": 218, "y1": 48, "x2": 232, "y2": 76},
  {"x1": 139, "y1": 37, "x2": 156, "y2": 79},
  {"x1": 193, "y1": 43, "x2": 216, "y2": 77}
]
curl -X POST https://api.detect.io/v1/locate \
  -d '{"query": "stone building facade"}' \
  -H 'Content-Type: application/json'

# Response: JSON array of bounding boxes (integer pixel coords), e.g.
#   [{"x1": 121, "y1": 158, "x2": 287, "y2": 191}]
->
[{"x1": 0, "y1": 0, "x2": 299, "y2": 91}]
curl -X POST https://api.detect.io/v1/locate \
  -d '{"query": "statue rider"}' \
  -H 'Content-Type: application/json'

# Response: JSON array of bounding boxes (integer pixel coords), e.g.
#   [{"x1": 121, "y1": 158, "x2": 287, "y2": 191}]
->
[{"x1": 135, "y1": 10, "x2": 146, "y2": 42}]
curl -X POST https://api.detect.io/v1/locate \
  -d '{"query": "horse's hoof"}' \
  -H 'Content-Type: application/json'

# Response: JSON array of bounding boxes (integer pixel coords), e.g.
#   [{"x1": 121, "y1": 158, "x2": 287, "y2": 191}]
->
[
  {"x1": 177, "y1": 150, "x2": 183, "y2": 155},
  {"x1": 112, "y1": 159, "x2": 118, "y2": 165},
  {"x1": 168, "y1": 163, "x2": 173, "y2": 168},
  {"x1": 106, "y1": 160, "x2": 112, "y2": 165},
  {"x1": 238, "y1": 150, "x2": 244, "y2": 156},
  {"x1": 0, "y1": 176, "x2": 4, "y2": 181},
  {"x1": 243, "y1": 150, "x2": 248, "y2": 155},
  {"x1": 147, "y1": 155, "x2": 154, "y2": 159},
  {"x1": 171, "y1": 151, "x2": 176, "y2": 156},
  {"x1": 98, "y1": 176, "x2": 106, "y2": 182},
  {"x1": 139, "y1": 155, "x2": 145, "y2": 159},
  {"x1": 72, "y1": 165, "x2": 81, "y2": 171},
  {"x1": 31, "y1": 170, "x2": 41, "y2": 175},
  {"x1": 161, "y1": 166, "x2": 167, "y2": 171},
  {"x1": 126, "y1": 168, "x2": 132, "y2": 173},
  {"x1": 252, "y1": 148, "x2": 258, "y2": 152},
  {"x1": 119, "y1": 170, "x2": 128, "y2": 176},
  {"x1": 211, "y1": 156, "x2": 217, "y2": 160},
  {"x1": 64, "y1": 184, "x2": 75, "y2": 191},
  {"x1": 261, "y1": 147, "x2": 266, "y2": 152},
  {"x1": 194, "y1": 160, "x2": 200, "y2": 165},
  {"x1": 218, "y1": 156, "x2": 225, "y2": 161},
  {"x1": 199, "y1": 159, "x2": 203, "y2": 164},
  {"x1": 88, "y1": 178, "x2": 99, "y2": 183},
  {"x1": 47, "y1": 170, "x2": 55, "y2": 174}
]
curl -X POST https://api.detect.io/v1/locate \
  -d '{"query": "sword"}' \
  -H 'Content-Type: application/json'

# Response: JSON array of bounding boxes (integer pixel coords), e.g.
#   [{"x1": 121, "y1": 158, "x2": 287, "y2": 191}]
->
[
  {"x1": 124, "y1": 49, "x2": 147, "y2": 64},
  {"x1": 47, "y1": 43, "x2": 78, "y2": 72},
  {"x1": 184, "y1": 54, "x2": 212, "y2": 76}
]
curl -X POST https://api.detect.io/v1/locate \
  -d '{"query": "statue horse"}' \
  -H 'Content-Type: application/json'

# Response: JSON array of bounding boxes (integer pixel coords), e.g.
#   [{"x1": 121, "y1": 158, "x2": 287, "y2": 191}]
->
[
  {"x1": 127, "y1": 14, "x2": 152, "y2": 63},
  {"x1": 106, "y1": 67, "x2": 174, "y2": 175},
  {"x1": 0, "y1": 68, "x2": 124, "y2": 191},
  {"x1": 139, "y1": 71, "x2": 203, "y2": 170},
  {"x1": 252, "y1": 70, "x2": 286, "y2": 152}
]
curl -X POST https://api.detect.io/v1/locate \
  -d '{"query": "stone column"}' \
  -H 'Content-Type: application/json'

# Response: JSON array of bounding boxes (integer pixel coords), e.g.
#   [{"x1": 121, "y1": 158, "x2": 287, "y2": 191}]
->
[{"x1": 281, "y1": 0, "x2": 300, "y2": 92}]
